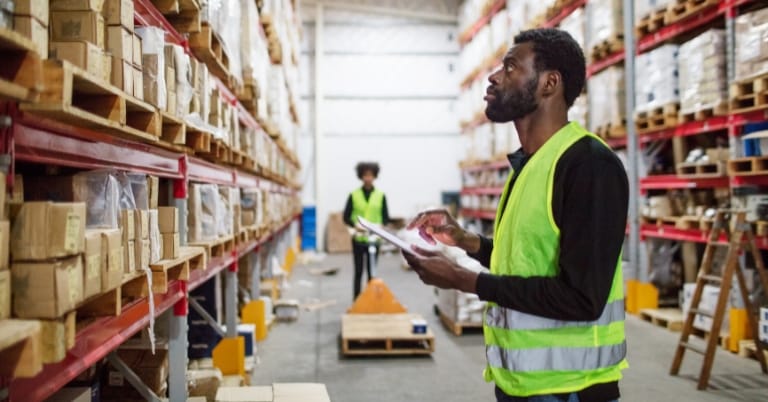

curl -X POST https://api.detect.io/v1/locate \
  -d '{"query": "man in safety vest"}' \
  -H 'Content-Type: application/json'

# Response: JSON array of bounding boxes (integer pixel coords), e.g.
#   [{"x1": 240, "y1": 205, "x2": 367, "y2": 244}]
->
[
  {"x1": 344, "y1": 161, "x2": 390, "y2": 300},
  {"x1": 404, "y1": 28, "x2": 629, "y2": 402}
]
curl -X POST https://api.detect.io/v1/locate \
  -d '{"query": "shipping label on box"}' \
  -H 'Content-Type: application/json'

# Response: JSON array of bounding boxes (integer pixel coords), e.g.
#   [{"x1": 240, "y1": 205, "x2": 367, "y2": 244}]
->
[
  {"x1": 158, "y1": 207, "x2": 178, "y2": 233},
  {"x1": 14, "y1": 0, "x2": 49, "y2": 25},
  {"x1": 107, "y1": 25, "x2": 132, "y2": 63},
  {"x1": 50, "y1": 41, "x2": 103, "y2": 80},
  {"x1": 161, "y1": 232, "x2": 179, "y2": 260},
  {"x1": 101, "y1": 229, "x2": 123, "y2": 291},
  {"x1": 12, "y1": 256, "x2": 83, "y2": 318},
  {"x1": 83, "y1": 230, "x2": 102, "y2": 299},
  {"x1": 121, "y1": 209, "x2": 135, "y2": 241},
  {"x1": 51, "y1": 0, "x2": 105, "y2": 12},
  {"x1": 0, "y1": 269, "x2": 10, "y2": 320},
  {"x1": 12, "y1": 202, "x2": 86, "y2": 261},
  {"x1": 104, "y1": 0, "x2": 133, "y2": 29},
  {"x1": 111, "y1": 56, "x2": 133, "y2": 93},
  {"x1": 14, "y1": 16, "x2": 47, "y2": 57},
  {"x1": 50, "y1": 11, "x2": 105, "y2": 48},
  {"x1": 124, "y1": 239, "x2": 136, "y2": 274}
]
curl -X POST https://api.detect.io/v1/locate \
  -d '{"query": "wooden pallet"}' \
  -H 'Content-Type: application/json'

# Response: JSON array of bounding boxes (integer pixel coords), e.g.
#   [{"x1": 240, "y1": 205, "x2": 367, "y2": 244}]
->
[
  {"x1": 437, "y1": 309, "x2": 483, "y2": 336},
  {"x1": 121, "y1": 270, "x2": 151, "y2": 300},
  {"x1": 261, "y1": 14, "x2": 283, "y2": 64},
  {"x1": 190, "y1": 235, "x2": 236, "y2": 259},
  {"x1": 676, "y1": 161, "x2": 725, "y2": 178},
  {"x1": 664, "y1": 0, "x2": 720, "y2": 25},
  {"x1": 235, "y1": 227, "x2": 250, "y2": 245},
  {"x1": 636, "y1": 103, "x2": 680, "y2": 134},
  {"x1": 341, "y1": 314, "x2": 435, "y2": 356},
  {"x1": 150, "y1": 246, "x2": 207, "y2": 293},
  {"x1": 595, "y1": 121, "x2": 627, "y2": 139},
  {"x1": 639, "y1": 308, "x2": 684, "y2": 332},
  {"x1": 636, "y1": 8, "x2": 668, "y2": 37},
  {"x1": 675, "y1": 215, "x2": 712, "y2": 231},
  {"x1": 185, "y1": 124, "x2": 213, "y2": 152},
  {"x1": 727, "y1": 156, "x2": 768, "y2": 176},
  {"x1": 729, "y1": 73, "x2": 768, "y2": 114},
  {"x1": 20, "y1": 60, "x2": 159, "y2": 144},
  {"x1": 199, "y1": 138, "x2": 232, "y2": 164},
  {"x1": 160, "y1": 110, "x2": 186, "y2": 146},
  {"x1": 189, "y1": 23, "x2": 232, "y2": 88},
  {"x1": 152, "y1": 0, "x2": 202, "y2": 33},
  {"x1": 691, "y1": 326, "x2": 730, "y2": 351},
  {"x1": 591, "y1": 34, "x2": 624, "y2": 62},
  {"x1": 0, "y1": 319, "x2": 42, "y2": 378},
  {"x1": 679, "y1": 101, "x2": 729, "y2": 123},
  {"x1": 738, "y1": 340, "x2": 768, "y2": 361},
  {"x1": 0, "y1": 27, "x2": 43, "y2": 102}
]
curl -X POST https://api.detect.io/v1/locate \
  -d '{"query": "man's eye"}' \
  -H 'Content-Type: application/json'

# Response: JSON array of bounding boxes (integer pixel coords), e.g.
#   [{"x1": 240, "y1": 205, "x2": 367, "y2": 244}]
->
[{"x1": 505, "y1": 64, "x2": 514, "y2": 73}]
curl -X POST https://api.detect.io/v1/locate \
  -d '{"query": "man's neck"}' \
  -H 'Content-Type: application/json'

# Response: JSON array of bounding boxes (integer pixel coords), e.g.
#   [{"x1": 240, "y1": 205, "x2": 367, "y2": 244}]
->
[{"x1": 514, "y1": 109, "x2": 569, "y2": 155}]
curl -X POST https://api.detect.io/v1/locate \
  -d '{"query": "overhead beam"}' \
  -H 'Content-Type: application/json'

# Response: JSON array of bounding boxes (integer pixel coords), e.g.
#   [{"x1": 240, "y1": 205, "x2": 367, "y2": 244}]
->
[{"x1": 302, "y1": 0, "x2": 457, "y2": 23}]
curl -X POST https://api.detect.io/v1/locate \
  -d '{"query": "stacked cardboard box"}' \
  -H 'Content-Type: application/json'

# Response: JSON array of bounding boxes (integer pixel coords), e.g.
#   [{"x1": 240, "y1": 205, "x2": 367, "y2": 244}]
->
[
  {"x1": 635, "y1": 45, "x2": 679, "y2": 112},
  {"x1": 587, "y1": 0, "x2": 623, "y2": 60},
  {"x1": 189, "y1": 183, "x2": 220, "y2": 243},
  {"x1": 735, "y1": 8, "x2": 768, "y2": 80},
  {"x1": 588, "y1": 66, "x2": 626, "y2": 132},
  {"x1": 10, "y1": 201, "x2": 86, "y2": 319},
  {"x1": 13, "y1": 0, "x2": 48, "y2": 57},
  {"x1": 158, "y1": 206, "x2": 180, "y2": 260},
  {"x1": 48, "y1": 0, "x2": 111, "y2": 83},
  {"x1": 678, "y1": 30, "x2": 728, "y2": 115},
  {"x1": 105, "y1": 0, "x2": 142, "y2": 98},
  {"x1": 135, "y1": 26, "x2": 166, "y2": 109}
]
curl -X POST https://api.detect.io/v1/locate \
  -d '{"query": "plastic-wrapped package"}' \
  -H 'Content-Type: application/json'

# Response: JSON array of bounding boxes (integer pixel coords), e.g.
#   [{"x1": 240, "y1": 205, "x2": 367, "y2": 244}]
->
[
  {"x1": 188, "y1": 183, "x2": 219, "y2": 242},
  {"x1": 135, "y1": 26, "x2": 167, "y2": 110},
  {"x1": 678, "y1": 30, "x2": 727, "y2": 114},
  {"x1": 634, "y1": 0, "x2": 674, "y2": 24},
  {"x1": 165, "y1": 43, "x2": 193, "y2": 117},
  {"x1": 587, "y1": 66, "x2": 626, "y2": 132},
  {"x1": 735, "y1": 8, "x2": 768, "y2": 80},
  {"x1": 586, "y1": 0, "x2": 623, "y2": 59},
  {"x1": 569, "y1": 94, "x2": 589, "y2": 129},
  {"x1": 217, "y1": 186, "x2": 236, "y2": 237},
  {"x1": 127, "y1": 173, "x2": 149, "y2": 210},
  {"x1": 115, "y1": 172, "x2": 137, "y2": 210},
  {"x1": 74, "y1": 171, "x2": 121, "y2": 229},
  {"x1": 635, "y1": 45, "x2": 679, "y2": 112}
]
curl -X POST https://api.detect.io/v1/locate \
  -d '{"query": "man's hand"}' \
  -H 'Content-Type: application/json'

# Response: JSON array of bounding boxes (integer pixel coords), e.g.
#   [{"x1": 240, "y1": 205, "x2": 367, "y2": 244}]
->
[
  {"x1": 407, "y1": 208, "x2": 480, "y2": 253},
  {"x1": 402, "y1": 246, "x2": 478, "y2": 293}
]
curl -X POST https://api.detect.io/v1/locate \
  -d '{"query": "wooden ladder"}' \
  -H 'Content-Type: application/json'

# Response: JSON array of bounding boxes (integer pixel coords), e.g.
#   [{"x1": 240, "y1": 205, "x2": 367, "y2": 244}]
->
[{"x1": 670, "y1": 210, "x2": 768, "y2": 389}]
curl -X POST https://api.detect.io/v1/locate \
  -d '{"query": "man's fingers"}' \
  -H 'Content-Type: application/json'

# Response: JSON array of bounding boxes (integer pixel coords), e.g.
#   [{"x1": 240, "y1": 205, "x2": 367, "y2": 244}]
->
[{"x1": 417, "y1": 228, "x2": 437, "y2": 245}]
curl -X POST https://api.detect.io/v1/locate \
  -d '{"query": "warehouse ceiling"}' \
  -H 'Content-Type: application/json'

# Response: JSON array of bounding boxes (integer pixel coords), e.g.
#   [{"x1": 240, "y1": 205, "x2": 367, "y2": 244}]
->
[{"x1": 300, "y1": 0, "x2": 459, "y2": 22}]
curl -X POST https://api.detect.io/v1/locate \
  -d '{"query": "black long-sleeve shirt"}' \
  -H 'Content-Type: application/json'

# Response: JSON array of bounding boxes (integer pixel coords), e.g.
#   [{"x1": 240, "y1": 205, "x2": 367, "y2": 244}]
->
[
  {"x1": 471, "y1": 136, "x2": 628, "y2": 402},
  {"x1": 343, "y1": 187, "x2": 390, "y2": 227}
]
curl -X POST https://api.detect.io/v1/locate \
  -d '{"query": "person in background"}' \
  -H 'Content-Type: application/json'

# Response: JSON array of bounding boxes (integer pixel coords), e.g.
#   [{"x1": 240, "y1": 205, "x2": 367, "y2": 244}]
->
[
  {"x1": 343, "y1": 162, "x2": 390, "y2": 300},
  {"x1": 404, "y1": 28, "x2": 628, "y2": 402}
]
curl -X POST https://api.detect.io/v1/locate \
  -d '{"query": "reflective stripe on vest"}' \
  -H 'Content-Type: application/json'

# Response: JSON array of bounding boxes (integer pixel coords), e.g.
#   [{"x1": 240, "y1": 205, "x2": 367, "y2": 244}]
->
[
  {"x1": 486, "y1": 342, "x2": 627, "y2": 372},
  {"x1": 485, "y1": 299, "x2": 625, "y2": 331}
]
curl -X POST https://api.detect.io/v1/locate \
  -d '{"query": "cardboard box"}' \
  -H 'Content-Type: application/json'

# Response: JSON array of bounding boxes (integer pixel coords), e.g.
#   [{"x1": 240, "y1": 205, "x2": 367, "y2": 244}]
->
[
  {"x1": 149, "y1": 209, "x2": 162, "y2": 263},
  {"x1": 136, "y1": 209, "x2": 149, "y2": 239},
  {"x1": 51, "y1": 0, "x2": 105, "y2": 12},
  {"x1": 0, "y1": 269, "x2": 10, "y2": 320},
  {"x1": 14, "y1": 0, "x2": 49, "y2": 25},
  {"x1": 760, "y1": 321, "x2": 768, "y2": 343},
  {"x1": 12, "y1": 202, "x2": 86, "y2": 261},
  {"x1": 0, "y1": 220, "x2": 8, "y2": 270},
  {"x1": 216, "y1": 386, "x2": 273, "y2": 402},
  {"x1": 83, "y1": 230, "x2": 103, "y2": 299},
  {"x1": 104, "y1": 0, "x2": 133, "y2": 28},
  {"x1": 104, "y1": 349, "x2": 168, "y2": 398},
  {"x1": 124, "y1": 239, "x2": 136, "y2": 273},
  {"x1": 326, "y1": 212, "x2": 352, "y2": 253},
  {"x1": 242, "y1": 210, "x2": 255, "y2": 227},
  {"x1": 147, "y1": 176, "x2": 159, "y2": 209},
  {"x1": 133, "y1": 65, "x2": 144, "y2": 100},
  {"x1": 166, "y1": 89, "x2": 177, "y2": 115},
  {"x1": 101, "y1": 228, "x2": 123, "y2": 290},
  {"x1": 50, "y1": 41, "x2": 104, "y2": 80},
  {"x1": 272, "y1": 383, "x2": 331, "y2": 402},
  {"x1": 133, "y1": 34, "x2": 142, "y2": 67},
  {"x1": 50, "y1": 11, "x2": 105, "y2": 48},
  {"x1": 161, "y1": 232, "x2": 179, "y2": 260},
  {"x1": 135, "y1": 238, "x2": 150, "y2": 270},
  {"x1": 107, "y1": 25, "x2": 132, "y2": 63},
  {"x1": 158, "y1": 207, "x2": 178, "y2": 233},
  {"x1": 12, "y1": 256, "x2": 83, "y2": 318},
  {"x1": 165, "y1": 66, "x2": 176, "y2": 92},
  {"x1": 111, "y1": 55, "x2": 133, "y2": 93},
  {"x1": 14, "y1": 16, "x2": 47, "y2": 57},
  {"x1": 121, "y1": 209, "x2": 135, "y2": 241},
  {"x1": 10, "y1": 174, "x2": 23, "y2": 202}
]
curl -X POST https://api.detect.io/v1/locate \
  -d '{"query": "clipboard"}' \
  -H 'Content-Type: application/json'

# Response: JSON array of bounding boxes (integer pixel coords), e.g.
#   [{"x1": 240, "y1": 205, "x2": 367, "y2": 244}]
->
[{"x1": 357, "y1": 217, "x2": 420, "y2": 255}]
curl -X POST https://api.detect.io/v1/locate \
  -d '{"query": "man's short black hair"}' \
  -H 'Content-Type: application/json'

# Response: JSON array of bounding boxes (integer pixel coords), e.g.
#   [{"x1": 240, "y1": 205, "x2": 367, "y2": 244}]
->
[
  {"x1": 513, "y1": 28, "x2": 586, "y2": 108},
  {"x1": 356, "y1": 162, "x2": 379, "y2": 179}
]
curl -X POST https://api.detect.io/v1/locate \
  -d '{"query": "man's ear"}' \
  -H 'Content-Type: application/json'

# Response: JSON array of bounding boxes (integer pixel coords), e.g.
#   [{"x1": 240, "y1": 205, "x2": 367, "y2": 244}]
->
[{"x1": 541, "y1": 71, "x2": 562, "y2": 99}]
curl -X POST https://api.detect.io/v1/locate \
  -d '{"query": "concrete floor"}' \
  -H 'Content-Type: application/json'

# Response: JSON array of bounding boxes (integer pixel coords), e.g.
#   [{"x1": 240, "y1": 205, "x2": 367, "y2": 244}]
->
[{"x1": 251, "y1": 252, "x2": 768, "y2": 401}]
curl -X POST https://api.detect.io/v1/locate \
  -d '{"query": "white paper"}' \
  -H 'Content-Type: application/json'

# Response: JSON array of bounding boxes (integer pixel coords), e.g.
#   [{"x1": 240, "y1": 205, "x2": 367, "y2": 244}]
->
[{"x1": 357, "y1": 217, "x2": 420, "y2": 255}]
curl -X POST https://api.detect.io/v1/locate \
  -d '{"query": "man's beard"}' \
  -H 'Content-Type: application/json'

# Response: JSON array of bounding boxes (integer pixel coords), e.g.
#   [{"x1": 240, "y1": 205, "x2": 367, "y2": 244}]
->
[{"x1": 485, "y1": 76, "x2": 539, "y2": 123}]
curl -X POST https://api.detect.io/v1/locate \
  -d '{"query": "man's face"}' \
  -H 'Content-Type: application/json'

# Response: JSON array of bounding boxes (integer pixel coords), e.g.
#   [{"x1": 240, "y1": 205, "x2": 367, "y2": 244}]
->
[
  {"x1": 484, "y1": 42, "x2": 540, "y2": 123},
  {"x1": 361, "y1": 171, "x2": 375, "y2": 187}
]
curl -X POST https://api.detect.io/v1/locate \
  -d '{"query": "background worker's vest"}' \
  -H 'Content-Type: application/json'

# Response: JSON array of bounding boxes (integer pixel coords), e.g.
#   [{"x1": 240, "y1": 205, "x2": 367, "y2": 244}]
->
[
  {"x1": 484, "y1": 122, "x2": 628, "y2": 397},
  {"x1": 350, "y1": 188, "x2": 384, "y2": 243}
]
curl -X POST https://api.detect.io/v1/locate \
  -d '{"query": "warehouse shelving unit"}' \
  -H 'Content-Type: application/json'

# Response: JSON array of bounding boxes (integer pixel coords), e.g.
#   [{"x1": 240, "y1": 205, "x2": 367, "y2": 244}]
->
[{"x1": 0, "y1": 1, "x2": 303, "y2": 401}]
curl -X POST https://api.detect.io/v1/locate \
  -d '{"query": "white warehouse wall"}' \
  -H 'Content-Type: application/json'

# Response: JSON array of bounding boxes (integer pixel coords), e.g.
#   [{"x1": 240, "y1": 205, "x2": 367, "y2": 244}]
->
[{"x1": 299, "y1": 6, "x2": 462, "y2": 249}]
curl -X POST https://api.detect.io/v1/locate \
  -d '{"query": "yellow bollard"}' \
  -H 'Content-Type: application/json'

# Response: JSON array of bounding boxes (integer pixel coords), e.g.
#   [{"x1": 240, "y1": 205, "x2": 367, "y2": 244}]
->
[
  {"x1": 242, "y1": 299, "x2": 268, "y2": 341},
  {"x1": 212, "y1": 337, "x2": 245, "y2": 376},
  {"x1": 729, "y1": 308, "x2": 749, "y2": 352}
]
